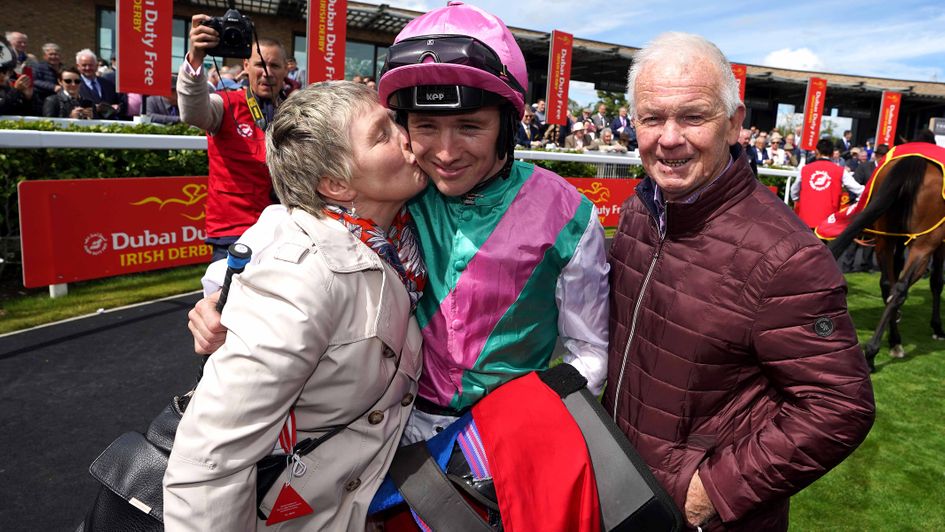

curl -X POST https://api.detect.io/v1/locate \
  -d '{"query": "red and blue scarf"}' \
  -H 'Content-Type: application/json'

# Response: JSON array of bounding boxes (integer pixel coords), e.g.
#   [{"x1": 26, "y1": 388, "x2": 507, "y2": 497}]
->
[{"x1": 323, "y1": 205, "x2": 427, "y2": 311}]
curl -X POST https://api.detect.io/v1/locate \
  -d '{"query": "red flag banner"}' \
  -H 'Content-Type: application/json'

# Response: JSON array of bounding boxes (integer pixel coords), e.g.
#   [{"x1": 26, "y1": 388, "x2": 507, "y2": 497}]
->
[
  {"x1": 565, "y1": 178, "x2": 639, "y2": 228},
  {"x1": 545, "y1": 30, "x2": 573, "y2": 126},
  {"x1": 800, "y1": 77, "x2": 828, "y2": 151},
  {"x1": 731, "y1": 64, "x2": 747, "y2": 102},
  {"x1": 307, "y1": 0, "x2": 347, "y2": 82},
  {"x1": 116, "y1": 0, "x2": 173, "y2": 97},
  {"x1": 875, "y1": 91, "x2": 902, "y2": 147},
  {"x1": 19, "y1": 177, "x2": 212, "y2": 288}
]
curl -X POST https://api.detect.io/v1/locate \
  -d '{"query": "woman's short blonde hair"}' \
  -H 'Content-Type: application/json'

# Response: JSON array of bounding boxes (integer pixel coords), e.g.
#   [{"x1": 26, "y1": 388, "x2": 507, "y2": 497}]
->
[{"x1": 266, "y1": 81, "x2": 377, "y2": 217}]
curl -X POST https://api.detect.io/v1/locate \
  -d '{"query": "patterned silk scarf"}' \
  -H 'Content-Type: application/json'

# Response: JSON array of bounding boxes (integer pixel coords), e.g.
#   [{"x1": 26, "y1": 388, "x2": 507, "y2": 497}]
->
[{"x1": 323, "y1": 205, "x2": 427, "y2": 311}]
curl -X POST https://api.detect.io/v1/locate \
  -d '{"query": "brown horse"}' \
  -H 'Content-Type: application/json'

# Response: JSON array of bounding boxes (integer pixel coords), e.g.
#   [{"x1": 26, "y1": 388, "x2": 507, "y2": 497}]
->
[{"x1": 829, "y1": 143, "x2": 945, "y2": 371}]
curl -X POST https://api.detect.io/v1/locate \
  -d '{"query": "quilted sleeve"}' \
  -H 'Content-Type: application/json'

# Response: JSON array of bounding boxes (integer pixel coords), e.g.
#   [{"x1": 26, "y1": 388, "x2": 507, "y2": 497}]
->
[{"x1": 698, "y1": 233, "x2": 875, "y2": 523}]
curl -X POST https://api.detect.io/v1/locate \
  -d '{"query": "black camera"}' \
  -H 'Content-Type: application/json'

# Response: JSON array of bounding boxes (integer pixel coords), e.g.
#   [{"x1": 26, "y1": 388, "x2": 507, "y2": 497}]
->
[{"x1": 202, "y1": 9, "x2": 254, "y2": 59}]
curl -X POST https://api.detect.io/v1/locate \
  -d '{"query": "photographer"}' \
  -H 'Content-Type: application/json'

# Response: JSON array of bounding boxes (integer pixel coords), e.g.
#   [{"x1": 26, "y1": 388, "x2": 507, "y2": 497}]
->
[
  {"x1": 43, "y1": 67, "x2": 92, "y2": 119},
  {"x1": 178, "y1": 13, "x2": 287, "y2": 261}
]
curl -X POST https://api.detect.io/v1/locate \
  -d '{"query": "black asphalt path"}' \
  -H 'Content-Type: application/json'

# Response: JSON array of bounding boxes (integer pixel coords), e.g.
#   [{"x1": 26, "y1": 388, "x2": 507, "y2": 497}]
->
[{"x1": 0, "y1": 292, "x2": 204, "y2": 531}]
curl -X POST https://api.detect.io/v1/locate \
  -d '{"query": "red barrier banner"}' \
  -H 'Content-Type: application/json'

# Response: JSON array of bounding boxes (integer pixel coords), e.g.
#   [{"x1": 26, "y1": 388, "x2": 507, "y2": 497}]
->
[
  {"x1": 731, "y1": 64, "x2": 747, "y2": 102},
  {"x1": 307, "y1": 0, "x2": 347, "y2": 82},
  {"x1": 19, "y1": 177, "x2": 212, "y2": 288},
  {"x1": 116, "y1": 0, "x2": 173, "y2": 97},
  {"x1": 800, "y1": 77, "x2": 827, "y2": 151},
  {"x1": 875, "y1": 91, "x2": 902, "y2": 147},
  {"x1": 565, "y1": 178, "x2": 640, "y2": 228},
  {"x1": 545, "y1": 30, "x2": 573, "y2": 126}
]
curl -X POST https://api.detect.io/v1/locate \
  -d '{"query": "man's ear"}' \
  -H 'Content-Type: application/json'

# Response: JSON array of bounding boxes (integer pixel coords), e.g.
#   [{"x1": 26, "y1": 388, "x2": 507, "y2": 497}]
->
[
  {"x1": 726, "y1": 105, "x2": 747, "y2": 145},
  {"x1": 316, "y1": 176, "x2": 356, "y2": 203}
]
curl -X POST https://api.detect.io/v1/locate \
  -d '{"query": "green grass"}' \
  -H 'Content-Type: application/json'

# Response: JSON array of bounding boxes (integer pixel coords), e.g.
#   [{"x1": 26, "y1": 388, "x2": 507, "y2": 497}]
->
[
  {"x1": 789, "y1": 272, "x2": 945, "y2": 530},
  {"x1": 0, "y1": 265, "x2": 205, "y2": 334}
]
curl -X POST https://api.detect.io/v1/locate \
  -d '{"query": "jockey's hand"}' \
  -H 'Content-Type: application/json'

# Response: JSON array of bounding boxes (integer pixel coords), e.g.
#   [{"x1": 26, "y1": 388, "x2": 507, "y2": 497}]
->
[
  {"x1": 188, "y1": 291, "x2": 227, "y2": 354},
  {"x1": 684, "y1": 470, "x2": 717, "y2": 528}
]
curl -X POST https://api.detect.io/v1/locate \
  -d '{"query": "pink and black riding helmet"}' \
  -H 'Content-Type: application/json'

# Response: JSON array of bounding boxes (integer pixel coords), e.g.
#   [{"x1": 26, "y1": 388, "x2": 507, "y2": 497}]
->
[
  {"x1": 378, "y1": 1, "x2": 528, "y2": 116},
  {"x1": 378, "y1": 2, "x2": 528, "y2": 164}
]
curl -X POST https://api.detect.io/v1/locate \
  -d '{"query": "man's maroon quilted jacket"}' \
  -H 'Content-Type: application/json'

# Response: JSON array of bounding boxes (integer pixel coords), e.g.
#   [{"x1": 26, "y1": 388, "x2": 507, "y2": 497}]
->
[{"x1": 603, "y1": 147, "x2": 875, "y2": 531}]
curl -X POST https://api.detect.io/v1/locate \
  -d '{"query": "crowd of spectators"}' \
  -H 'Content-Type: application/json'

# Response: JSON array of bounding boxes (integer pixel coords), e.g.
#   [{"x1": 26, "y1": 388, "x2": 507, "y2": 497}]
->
[
  {"x1": 0, "y1": 28, "x2": 399, "y2": 129},
  {"x1": 0, "y1": 30, "x2": 186, "y2": 124},
  {"x1": 516, "y1": 98, "x2": 638, "y2": 153}
]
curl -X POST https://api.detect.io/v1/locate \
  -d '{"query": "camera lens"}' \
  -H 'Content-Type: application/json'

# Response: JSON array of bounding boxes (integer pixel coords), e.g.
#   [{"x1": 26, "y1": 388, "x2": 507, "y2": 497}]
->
[{"x1": 222, "y1": 28, "x2": 243, "y2": 48}]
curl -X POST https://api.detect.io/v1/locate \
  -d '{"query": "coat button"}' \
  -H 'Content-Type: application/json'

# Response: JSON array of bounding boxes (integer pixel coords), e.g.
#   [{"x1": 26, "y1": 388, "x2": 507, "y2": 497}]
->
[
  {"x1": 382, "y1": 346, "x2": 396, "y2": 358},
  {"x1": 344, "y1": 478, "x2": 361, "y2": 492},
  {"x1": 368, "y1": 410, "x2": 385, "y2": 424},
  {"x1": 401, "y1": 393, "x2": 414, "y2": 407}
]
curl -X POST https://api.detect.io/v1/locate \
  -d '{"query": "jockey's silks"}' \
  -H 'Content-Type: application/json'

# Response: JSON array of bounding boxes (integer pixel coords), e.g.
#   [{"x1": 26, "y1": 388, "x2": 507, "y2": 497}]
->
[
  {"x1": 408, "y1": 161, "x2": 594, "y2": 411},
  {"x1": 816, "y1": 142, "x2": 945, "y2": 241}
]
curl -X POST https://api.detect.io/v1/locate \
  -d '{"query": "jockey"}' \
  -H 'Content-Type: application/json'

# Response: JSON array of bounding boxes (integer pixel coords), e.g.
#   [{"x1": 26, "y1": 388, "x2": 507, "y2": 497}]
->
[
  {"x1": 369, "y1": 4, "x2": 611, "y2": 528},
  {"x1": 376, "y1": 0, "x2": 609, "y2": 441}
]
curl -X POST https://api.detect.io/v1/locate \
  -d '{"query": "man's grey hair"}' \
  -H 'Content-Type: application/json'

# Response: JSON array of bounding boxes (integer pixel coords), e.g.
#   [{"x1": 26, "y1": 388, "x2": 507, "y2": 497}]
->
[
  {"x1": 627, "y1": 32, "x2": 741, "y2": 118},
  {"x1": 266, "y1": 81, "x2": 376, "y2": 218},
  {"x1": 601, "y1": 127, "x2": 613, "y2": 136},
  {"x1": 76, "y1": 48, "x2": 97, "y2": 63},
  {"x1": 42, "y1": 43, "x2": 60, "y2": 53}
]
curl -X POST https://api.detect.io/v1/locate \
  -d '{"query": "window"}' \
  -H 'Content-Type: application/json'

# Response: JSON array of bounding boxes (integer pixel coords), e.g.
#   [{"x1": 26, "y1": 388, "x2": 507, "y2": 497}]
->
[
  {"x1": 293, "y1": 36, "x2": 387, "y2": 82},
  {"x1": 97, "y1": 8, "x2": 116, "y2": 64},
  {"x1": 345, "y1": 41, "x2": 375, "y2": 80},
  {"x1": 293, "y1": 33, "x2": 307, "y2": 83},
  {"x1": 96, "y1": 9, "x2": 189, "y2": 73},
  {"x1": 375, "y1": 46, "x2": 389, "y2": 80}
]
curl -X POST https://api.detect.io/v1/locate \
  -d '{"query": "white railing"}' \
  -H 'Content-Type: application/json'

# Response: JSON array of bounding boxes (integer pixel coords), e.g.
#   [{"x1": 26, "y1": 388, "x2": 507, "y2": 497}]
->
[
  {"x1": 1, "y1": 115, "x2": 141, "y2": 128},
  {"x1": 0, "y1": 123, "x2": 799, "y2": 202}
]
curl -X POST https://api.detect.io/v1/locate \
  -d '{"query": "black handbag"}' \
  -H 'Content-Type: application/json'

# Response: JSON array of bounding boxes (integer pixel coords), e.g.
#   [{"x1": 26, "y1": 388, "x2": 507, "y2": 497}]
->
[
  {"x1": 80, "y1": 353, "x2": 400, "y2": 530},
  {"x1": 79, "y1": 383, "x2": 384, "y2": 530},
  {"x1": 79, "y1": 394, "x2": 189, "y2": 531}
]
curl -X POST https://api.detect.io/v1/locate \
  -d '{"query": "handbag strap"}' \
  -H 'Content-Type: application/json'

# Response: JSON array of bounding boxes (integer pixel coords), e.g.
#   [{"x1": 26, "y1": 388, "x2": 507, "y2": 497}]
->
[{"x1": 389, "y1": 442, "x2": 492, "y2": 531}]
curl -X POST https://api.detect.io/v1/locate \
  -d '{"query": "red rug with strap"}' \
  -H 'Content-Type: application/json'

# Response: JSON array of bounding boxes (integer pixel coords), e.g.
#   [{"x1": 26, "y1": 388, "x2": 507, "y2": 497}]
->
[
  {"x1": 473, "y1": 372, "x2": 601, "y2": 532},
  {"x1": 815, "y1": 143, "x2": 945, "y2": 240}
]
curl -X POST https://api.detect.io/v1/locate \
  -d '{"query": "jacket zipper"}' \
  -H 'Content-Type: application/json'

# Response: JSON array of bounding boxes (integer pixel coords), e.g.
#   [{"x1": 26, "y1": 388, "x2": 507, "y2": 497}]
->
[{"x1": 612, "y1": 226, "x2": 664, "y2": 421}]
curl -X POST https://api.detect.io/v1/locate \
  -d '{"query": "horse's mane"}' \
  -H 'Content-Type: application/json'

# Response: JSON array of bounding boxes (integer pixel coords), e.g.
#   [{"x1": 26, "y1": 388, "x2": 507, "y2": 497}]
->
[{"x1": 884, "y1": 156, "x2": 931, "y2": 233}]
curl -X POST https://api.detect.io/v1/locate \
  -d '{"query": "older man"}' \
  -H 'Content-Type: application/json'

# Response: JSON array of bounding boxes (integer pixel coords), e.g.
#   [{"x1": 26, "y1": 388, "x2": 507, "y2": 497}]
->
[
  {"x1": 31, "y1": 43, "x2": 62, "y2": 104},
  {"x1": 178, "y1": 14, "x2": 289, "y2": 260},
  {"x1": 563, "y1": 120, "x2": 590, "y2": 150},
  {"x1": 587, "y1": 127, "x2": 627, "y2": 153},
  {"x1": 603, "y1": 32, "x2": 874, "y2": 531},
  {"x1": 5, "y1": 31, "x2": 33, "y2": 65},
  {"x1": 738, "y1": 128, "x2": 758, "y2": 176},
  {"x1": 76, "y1": 49, "x2": 123, "y2": 119}
]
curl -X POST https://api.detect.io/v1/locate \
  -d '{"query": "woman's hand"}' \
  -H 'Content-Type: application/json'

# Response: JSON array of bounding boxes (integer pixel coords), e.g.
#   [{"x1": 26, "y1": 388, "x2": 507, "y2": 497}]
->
[
  {"x1": 13, "y1": 74, "x2": 33, "y2": 100},
  {"x1": 188, "y1": 291, "x2": 227, "y2": 354}
]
